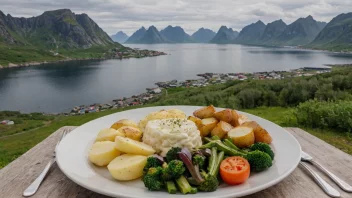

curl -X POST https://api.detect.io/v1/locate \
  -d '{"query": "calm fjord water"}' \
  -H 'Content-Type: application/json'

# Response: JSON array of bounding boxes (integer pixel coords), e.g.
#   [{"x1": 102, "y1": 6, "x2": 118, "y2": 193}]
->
[{"x1": 1, "y1": 44, "x2": 352, "y2": 113}]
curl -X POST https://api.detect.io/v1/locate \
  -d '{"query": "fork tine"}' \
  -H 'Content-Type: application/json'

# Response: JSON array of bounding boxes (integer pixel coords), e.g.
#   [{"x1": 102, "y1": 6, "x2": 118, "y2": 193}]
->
[{"x1": 55, "y1": 129, "x2": 68, "y2": 149}]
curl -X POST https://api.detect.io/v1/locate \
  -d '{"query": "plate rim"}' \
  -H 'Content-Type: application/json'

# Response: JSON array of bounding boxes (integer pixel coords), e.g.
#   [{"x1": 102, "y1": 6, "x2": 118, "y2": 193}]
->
[{"x1": 56, "y1": 105, "x2": 301, "y2": 198}]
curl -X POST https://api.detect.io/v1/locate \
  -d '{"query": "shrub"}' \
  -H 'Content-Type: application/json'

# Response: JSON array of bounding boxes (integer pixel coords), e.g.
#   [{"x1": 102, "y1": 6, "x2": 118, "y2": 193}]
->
[{"x1": 296, "y1": 100, "x2": 352, "y2": 132}]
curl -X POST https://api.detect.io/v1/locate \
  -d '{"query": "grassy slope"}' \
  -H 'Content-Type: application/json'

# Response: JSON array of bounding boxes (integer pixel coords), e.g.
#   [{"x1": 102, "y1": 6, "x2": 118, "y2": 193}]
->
[
  {"x1": 0, "y1": 43, "x2": 120, "y2": 66},
  {"x1": 1, "y1": 105, "x2": 352, "y2": 168}
]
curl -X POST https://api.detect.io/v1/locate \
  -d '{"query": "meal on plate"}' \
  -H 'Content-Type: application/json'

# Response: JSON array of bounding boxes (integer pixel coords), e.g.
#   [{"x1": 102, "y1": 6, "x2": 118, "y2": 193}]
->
[{"x1": 88, "y1": 106, "x2": 274, "y2": 194}]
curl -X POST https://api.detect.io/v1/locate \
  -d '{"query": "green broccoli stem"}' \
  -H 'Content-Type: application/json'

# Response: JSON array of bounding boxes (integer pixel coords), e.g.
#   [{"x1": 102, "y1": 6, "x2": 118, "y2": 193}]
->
[
  {"x1": 165, "y1": 181, "x2": 177, "y2": 194},
  {"x1": 208, "y1": 147, "x2": 217, "y2": 172},
  {"x1": 209, "y1": 151, "x2": 224, "y2": 177},
  {"x1": 175, "y1": 175, "x2": 193, "y2": 194},
  {"x1": 190, "y1": 187, "x2": 198, "y2": 194}
]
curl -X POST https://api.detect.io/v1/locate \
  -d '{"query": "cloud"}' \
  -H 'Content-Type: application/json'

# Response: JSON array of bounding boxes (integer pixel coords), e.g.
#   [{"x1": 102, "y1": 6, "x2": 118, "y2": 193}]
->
[{"x1": 0, "y1": 0, "x2": 351, "y2": 35}]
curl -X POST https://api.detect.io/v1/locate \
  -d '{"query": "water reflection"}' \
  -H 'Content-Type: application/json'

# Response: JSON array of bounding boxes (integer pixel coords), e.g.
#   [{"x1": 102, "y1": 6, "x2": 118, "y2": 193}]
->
[{"x1": 1, "y1": 44, "x2": 352, "y2": 113}]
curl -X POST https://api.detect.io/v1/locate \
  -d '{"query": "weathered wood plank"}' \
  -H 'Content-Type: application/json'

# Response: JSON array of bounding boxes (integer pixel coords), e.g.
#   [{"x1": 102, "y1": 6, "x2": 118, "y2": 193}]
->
[{"x1": 0, "y1": 127, "x2": 352, "y2": 198}]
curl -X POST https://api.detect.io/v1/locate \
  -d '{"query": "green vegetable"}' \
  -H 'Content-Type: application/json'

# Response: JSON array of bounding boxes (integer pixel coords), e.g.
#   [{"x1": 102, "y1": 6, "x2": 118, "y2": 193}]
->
[
  {"x1": 190, "y1": 187, "x2": 198, "y2": 194},
  {"x1": 209, "y1": 151, "x2": 224, "y2": 177},
  {"x1": 201, "y1": 140, "x2": 273, "y2": 172},
  {"x1": 211, "y1": 135, "x2": 221, "y2": 140},
  {"x1": 166, "y1": 147, "x2": 182, "y2": 162},
  {"x1": 142, "y1": 167, "x2": 164, "y2": 191},
  {"x1": 207, "y1": 147, "x2": 217, "y2": 172},
  {"x1": 245, "y1": 150, "x2": 273, "y2": 172},
  {"x1": 223, "y1": 139, "x2": 240, "y2": 151},
  {"x1": 165, "y1": 181, "x2": 177, "y2": 194},
  {"x1": 198, "y1": 171, "x2": 219, "y2": 192},
  {"x1": 143, "y1": 156, "x2": 164, "y2": 174},
  {"x1": 249, "y1": 142, "x2": 275, "y2": 160},
  {"x1": 175, "y1": 175, "x2": 194, "y2": 194},
  {"x1": 166, "y1": 160, "x2": 186, "y2": 178},
  {"x1": 193, "y1": 154, "x2": 206, "y2": 167},
  {"x1": 203, "y1": 137, "x2": 213, "y2": 143}
]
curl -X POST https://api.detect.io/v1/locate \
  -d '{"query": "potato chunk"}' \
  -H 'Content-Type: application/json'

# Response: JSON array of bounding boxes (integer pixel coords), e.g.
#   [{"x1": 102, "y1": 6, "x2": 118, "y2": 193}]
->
[
  {"x1": 188, "y1": 116, "x2": 203, "y2": 128},
  {"x1": 108, "y1": 154, "x2": 147, "y2": 181},
  {"x1": 241, "y1": 121, "x2": 272, "y2": 144},
  {"x1": 115, "y1": 136, "x2": 155, "y2": 156},
  {"x1": 199, "y1": 117, "x2": 218, "y2": 137},
  {"x1": 228, "y1": 126, "x2": 255, "y2": 148},
  {"x1": 211, "y1": 121, "x2": 234, "y2": 139},
  {"x1": 111, "y1": 119, "x2": 138, "y2": 130},
  {"x1": 214, "y1": 109, "x2": 233, "y2": 123},
  {"x1": 193, "y1": 105, "x2": 216, "y2": 119},
  {"x1": 89, "y1": 141, "x2": 121, "y2": 166},
  {"x1": 95, "y1": 128, "x2": 125, "y2": 142},
  {"x1": 118, "y1": 126, "x2": 143, "y2": 141},
  {"x1": 229, "y1": 110, "x2": 240, "y2": 127}
]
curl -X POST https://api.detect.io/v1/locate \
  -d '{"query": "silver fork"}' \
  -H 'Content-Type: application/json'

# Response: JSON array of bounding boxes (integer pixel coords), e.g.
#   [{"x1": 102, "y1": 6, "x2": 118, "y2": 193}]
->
[
  {"x1": 23, "y1": 130, "x2": 68, "y2": 197},
  {"x1": 301, "y1": 151, "x2": 352, "y2": 192}
]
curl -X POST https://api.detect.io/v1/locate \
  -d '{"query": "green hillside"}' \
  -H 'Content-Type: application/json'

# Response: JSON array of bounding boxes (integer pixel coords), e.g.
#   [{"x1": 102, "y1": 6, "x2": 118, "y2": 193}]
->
[{"x1": 1, "y1": 66, "x2": 352, "y2": 168}]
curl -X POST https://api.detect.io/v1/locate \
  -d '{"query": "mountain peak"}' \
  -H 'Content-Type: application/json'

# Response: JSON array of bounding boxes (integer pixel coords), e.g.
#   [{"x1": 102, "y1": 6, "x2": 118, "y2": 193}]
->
[
  {"x1": 191, "y1": 28, "x2": 216, "y2": 43},
  {"x1": 256, "y1": 20, "x2": 264, "y2": 25},
  {"x1": 0, "y1": 9, "x2": 114, "y2": 48},
  {"x1": 160, "y1": 25, "x2": 193, "y2": 43},
  {"x1": 43, "y1": 9, "x2": 73, "y2": 16},
  {"x1": 110, "y1": 31, "x2": 129, "y2": 43},
  {"x1": 306, "y1": 15, "x2": 314, "y2": 20}
]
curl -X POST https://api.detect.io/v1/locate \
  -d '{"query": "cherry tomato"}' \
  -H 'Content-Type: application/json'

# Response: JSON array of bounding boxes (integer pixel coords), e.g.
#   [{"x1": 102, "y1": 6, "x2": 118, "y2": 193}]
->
[{"x1": 220, "y1": 156, "x2": 250, "y2": 185}]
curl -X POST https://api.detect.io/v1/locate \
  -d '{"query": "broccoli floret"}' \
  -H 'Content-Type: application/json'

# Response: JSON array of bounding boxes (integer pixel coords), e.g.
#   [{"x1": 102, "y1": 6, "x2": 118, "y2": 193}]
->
[
  {"x1": 165, "y1": 181, "x2": 177, "y2": 194},
  {"x1": 250, "y1": 142, "x2": 275, "y2": 160},
  {"x1": 175, "y1": 175, "x2": 193, "y2": 194},
  {"x1": 198, "y1": 171, "x2": 219, "y2": 192},
  {"x1": 166, "y1": 147, "x2": 182, "y2": 162},
  {"x1": 167, "y1": 160, "x2": 186, "y2": 178},
  {"x1": 142, "y1": 167, "x2": 164, "y2": 191},
  {"x1": 193, "y1": 154, "x2": 206, "y2": 168},
  {"x1": 161, "y1": 160, "x2": 185, "y2": 181},
  {"x1": 143, "y1": 156, "x2": 163, "y2": 175},
  {"x1": 245, "y1": 150, "x2": 273, "y2": 172}
]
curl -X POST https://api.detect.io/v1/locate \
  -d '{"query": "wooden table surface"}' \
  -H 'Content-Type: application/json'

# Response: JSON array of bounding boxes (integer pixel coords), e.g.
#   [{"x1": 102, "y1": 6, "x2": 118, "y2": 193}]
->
[{"x1": 1, "y1": 126, "x2": 352, "y2": 198}]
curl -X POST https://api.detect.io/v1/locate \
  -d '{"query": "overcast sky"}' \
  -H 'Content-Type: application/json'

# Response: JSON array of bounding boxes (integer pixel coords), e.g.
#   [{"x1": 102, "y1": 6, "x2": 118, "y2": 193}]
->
[{"x1": 1, "y1": 0, "x2": 351, "y2": 36}]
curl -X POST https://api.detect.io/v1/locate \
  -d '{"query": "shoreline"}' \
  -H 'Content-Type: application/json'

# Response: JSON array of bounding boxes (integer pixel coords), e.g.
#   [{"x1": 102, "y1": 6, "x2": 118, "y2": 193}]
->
[
  {"x1": 0, "y1": 48, "x2": 167, "y2": 70},
  {"x1": 20, "y1": 66, "x2": 332, "y2": 116}
]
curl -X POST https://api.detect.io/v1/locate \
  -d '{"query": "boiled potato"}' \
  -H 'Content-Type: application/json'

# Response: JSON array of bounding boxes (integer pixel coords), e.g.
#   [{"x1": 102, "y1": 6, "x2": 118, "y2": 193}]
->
[
  {"x1": 89, "y1": 141, "x2": 121, "y2": 166},
  {"x1": 115, "y1": 136, "x2": 155, "y2": 156},
  {"x1": 118, "y1": 126, "x2": 143, "y2": 141},
  {"x1": 108, "y1": 154, "x2": 147, "y2": 181},
  {"x1": 242, "y1": 121, "x2": 272, "y2": 144},
  {"x1": 111, "y1": 119, "x2": 138, "y2": 130},
  {"x1": 214, "y1": 109, "x2": 233, "y2": 123},
  {"x1": 211, "y1": 121, "x2": 234, "y2": 139},
  {"x1": 193, "y1": 105, "x2": 216, "y2": 119},
  {"x1": 228, "y1": 126, "x2": 255, "y2": 148},
  {"x1": 199, "y1": 117, "x2": 218, "y2": 137},
  {"x1": 188, "y1": 116, "x2": 203, "y2": 128},
  {"x1": 95, "y1": 128, "x2": 125, "y2": 142},
  {"x1": 229, "y1": 110, "x2": 240, "y2": 127},
  {"x1": 238, "y1": 114, "x2": 251, "y2": 125}
]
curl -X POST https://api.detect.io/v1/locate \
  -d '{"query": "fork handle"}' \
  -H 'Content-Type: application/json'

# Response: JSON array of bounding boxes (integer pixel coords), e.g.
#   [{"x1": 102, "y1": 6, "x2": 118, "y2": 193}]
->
[
  {"x1": 23, "y1": 159, "x2": 55, "y2": 197},
  {"x1": 311, "y1": 160, "x2": 352, "y2": 192},
  {"x1": 300, "y1": 162, "x2": 340, "y2": 197}
]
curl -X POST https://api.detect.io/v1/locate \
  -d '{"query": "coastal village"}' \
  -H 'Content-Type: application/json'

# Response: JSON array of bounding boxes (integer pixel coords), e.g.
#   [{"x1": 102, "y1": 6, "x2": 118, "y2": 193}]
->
[{"x1": 67, "y1": 66, "x2": 331, "y2": 116}]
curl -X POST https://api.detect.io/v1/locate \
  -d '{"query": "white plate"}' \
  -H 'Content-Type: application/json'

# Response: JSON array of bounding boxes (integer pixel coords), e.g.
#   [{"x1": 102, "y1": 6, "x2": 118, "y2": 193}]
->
[{"x1": 56, "y1": 106, "x2": 301, "y2": 198}]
